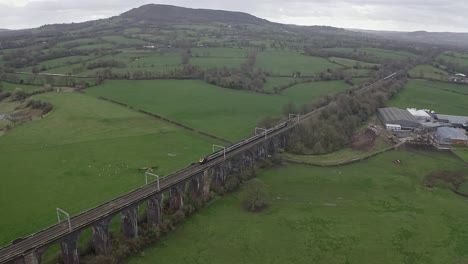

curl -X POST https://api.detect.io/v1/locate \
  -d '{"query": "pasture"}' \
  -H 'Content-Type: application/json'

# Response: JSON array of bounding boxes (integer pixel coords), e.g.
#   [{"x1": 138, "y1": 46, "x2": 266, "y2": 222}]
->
[
  {"x1": 389, "y1": 79, "x2": 468, "y2": 116},
  {"x1": 129, "y1": 150, "x2": 468, "y2": 264},
  {"x1": 85, "y1": 80, "x2": 351, "y2": 141},
  {"x1": 256, "y1": 51, "x2": 341, "y2": 76},
  {"x1": 438, "y1": 53, "x2": 468, "y2": 67},
  {"x1": 324, "y1": 47, "x2": 416, "y2": 63},
  {"x1": 263, "y1": 77, "x2": 296, "y2": 91},
  {"x1": 1, "y1": 81, "x2": 44, "y2": 92},
  {"x1": 101, "y1": 35, "x2": 147, "y2": 45},
  {"x1": 409, "y1": 64, "x2": 448, "y2": 80},
  {"x1": 0, "y1": 92, "x2": 221, "y2": 246},
  {"x1": 328, "y1": 57, "x2": 379, "y2": 68}
]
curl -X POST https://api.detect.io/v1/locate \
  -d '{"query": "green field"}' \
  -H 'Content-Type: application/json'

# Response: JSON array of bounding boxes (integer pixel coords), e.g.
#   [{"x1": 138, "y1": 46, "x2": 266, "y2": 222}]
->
[
  {"x1": 328, "y1": 57, "x2": 379, "y2": 68},
  {"x1": 264, "y1": 77, "x2": 296, "y2": 91},
  {"x1": 101, "y1": 35, "x2": 147, "y2": 45},
  {"x1": 324, "y1": 47, "x2": 416, "y2": 63},
  {"x1": 409, "y1": 65, "x2": 449, "y2": 80},
  {"x1": 191, "y1": 47, "x2": 248, "y2": 58},
  {"x1": 57, "y1": 38, "x2": 100, "y2": 47},
  {"x1": 454, "y1": 147, "x2": 468, "y2": 162},
  {"x1": 190, "y1": 57, "x2": 245, "y2": 68},
  {"x1": 257, "y1": 51, "x2": 341, "y2": 76},
  {"x1": 85, "y1": 80, "x2": 351, "y2": 141},
  {"x1": 389, "y1": 79, "x2": 468, "y2": 115},
  {"x1": 0, "y1": 92, "x2": 221, "y2": 246},
  {"x1": 283, "y1": 136, "x2": 392, "y2": 165},
  {"x1": 71, "y1": 43, "x2": 114, "y2": 51},
  {"x1": 1, "y1": 81, "x2": 44, "y2": 92},
  {"x1": 438, "y1": 54, "x2": 468, "y2": 67},
  {"x1": 129, "y1": 150, "x2": 468, "y2": 264}
]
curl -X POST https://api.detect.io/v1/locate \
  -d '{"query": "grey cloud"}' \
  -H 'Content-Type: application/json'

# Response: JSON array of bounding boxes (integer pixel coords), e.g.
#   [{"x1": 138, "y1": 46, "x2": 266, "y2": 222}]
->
[{"x1": 0, "y1": 0, "x2": 466, "y2": 32}]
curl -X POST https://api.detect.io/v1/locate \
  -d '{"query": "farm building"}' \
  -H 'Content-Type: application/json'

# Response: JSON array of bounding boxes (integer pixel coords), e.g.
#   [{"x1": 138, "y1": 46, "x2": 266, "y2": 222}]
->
[
  {"x1": 435, "y1": 127, "x2": 468, "y2": 146},
  {"x1": 407, "y1": 108, "x2": 431, "y2": 121},
  {"x1": 436, "y1": 114, "x2": 468, "y2": 128},
  {"x1": 378, "y1": 107, "x2": 421, "y2": 130}
]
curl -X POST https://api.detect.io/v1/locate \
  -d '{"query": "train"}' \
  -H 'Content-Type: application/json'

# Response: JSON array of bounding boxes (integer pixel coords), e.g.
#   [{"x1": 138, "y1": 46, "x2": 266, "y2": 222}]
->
[{"x1": 199, "y1": 120, "x2": 290, "y2": 164}]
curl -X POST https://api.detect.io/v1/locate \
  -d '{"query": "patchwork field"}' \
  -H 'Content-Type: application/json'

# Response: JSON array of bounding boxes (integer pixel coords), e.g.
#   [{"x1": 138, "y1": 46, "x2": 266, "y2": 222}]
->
[
  {"x1": 256, "y1": 51, "x2": 341, "y2": 76},
  {"x1": 324, "y1": 47, "x2": 417, "y2": 63},
  {"x1": 438, "y1": 53, "x2": 468, "y2": 67},
  {"x1": 0, "y1": 92, "x2": 221, "y2": 246},
  {"x1": 85, "y1": 80, "x2": 351, "y2": 141},
  {"x1": 129, "y1": 150, "x2": 468, "y2": 264},
  {"x1": 389, "y1": 79, "x2": 468, "y2": 115},
  {"x1": 409, "y1": 64, "x2": 449, "y2": 80},
  {"x1": 1, "y1": 81, "x2": 44, "y2": 92},
  {"x1": 328, "y1": 57, "x2": 379, "y2": 68}
]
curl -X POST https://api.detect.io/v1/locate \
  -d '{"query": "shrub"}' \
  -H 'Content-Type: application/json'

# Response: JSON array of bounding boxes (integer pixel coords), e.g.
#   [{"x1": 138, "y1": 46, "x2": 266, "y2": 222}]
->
[
  {"x1": 225, "y1": 175, "x2": 241, "y2": 192},
  {"x1": 172, "y1": 210, "x2": 186, "y2": 225},
  {"x1": 241, "y1": 179, "x2": 269, "y2": 212}
]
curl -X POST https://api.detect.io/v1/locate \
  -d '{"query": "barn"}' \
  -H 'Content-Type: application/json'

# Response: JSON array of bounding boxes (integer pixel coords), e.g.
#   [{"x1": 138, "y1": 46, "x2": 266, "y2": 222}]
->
[
  {"x1": 378, "y1": 107, "x2": 421, "y2": 130},
  {"x1": 435, "y1": 127, "x2": 468, "y2": 146}
]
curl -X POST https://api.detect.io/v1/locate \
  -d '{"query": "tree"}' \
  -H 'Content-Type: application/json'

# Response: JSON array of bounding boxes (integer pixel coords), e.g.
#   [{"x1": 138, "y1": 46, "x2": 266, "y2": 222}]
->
[{"x1": 241, "y1": 179, "x2": 269, "y2": 212}]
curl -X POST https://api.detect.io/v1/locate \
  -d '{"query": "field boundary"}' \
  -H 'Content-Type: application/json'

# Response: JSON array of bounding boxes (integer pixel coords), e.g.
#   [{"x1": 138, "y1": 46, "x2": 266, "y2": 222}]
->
[
  {"x1": 96, "y1": 96, "x2": 233, "y2": 145},
  {"x1": 283, "y1": 144, "x2": 399, "y2": 167}
]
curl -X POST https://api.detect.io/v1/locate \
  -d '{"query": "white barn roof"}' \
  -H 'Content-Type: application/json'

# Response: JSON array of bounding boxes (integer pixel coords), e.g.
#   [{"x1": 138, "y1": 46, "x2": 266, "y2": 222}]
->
[{"x1": 407, "y1": 108, "x2": 430, "y2": 118}]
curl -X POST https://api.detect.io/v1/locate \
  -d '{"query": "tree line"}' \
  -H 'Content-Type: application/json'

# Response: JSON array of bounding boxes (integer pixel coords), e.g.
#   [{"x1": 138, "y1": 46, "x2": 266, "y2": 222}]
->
[{"x1": 287, "y1": 75, "x2": 407, "y2": 154}]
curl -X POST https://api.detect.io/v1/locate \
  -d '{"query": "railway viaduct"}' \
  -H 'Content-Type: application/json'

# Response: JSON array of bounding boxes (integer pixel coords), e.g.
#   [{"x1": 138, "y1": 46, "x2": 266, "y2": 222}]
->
[
  {"x1": 2, "y1": 128, "x2": 289, "y2": 264},
  {"x1": 0, "y1": 72, "x2": 399, "y2": 264}
]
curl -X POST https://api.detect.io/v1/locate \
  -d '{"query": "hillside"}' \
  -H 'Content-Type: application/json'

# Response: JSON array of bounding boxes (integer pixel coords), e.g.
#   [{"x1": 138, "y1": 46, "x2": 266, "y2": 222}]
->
[
  {"x1": 120, "y1": 4, "x2": 270, "y2": 25},
  {"x1": 352, "y1": 29, "x2": 468, "y2": 48}
]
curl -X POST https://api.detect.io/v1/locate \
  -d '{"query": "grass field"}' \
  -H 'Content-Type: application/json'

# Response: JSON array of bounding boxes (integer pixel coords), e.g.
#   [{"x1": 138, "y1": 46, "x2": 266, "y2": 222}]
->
[
  {"x1": 389, "y1": 79, "x2": 468, "y2": 115},
  {"x1": 263, "y1": 77, "x2": 296, "y2": 91},
  {"x1": 409, "y1": 65, "x2": 448, "y2": 80},
  {"x1": 324, "y1": 48, "x2": 416, "y2": 63},
  {"x1": 190, "y1": 57, "x2": 245, "y2": 68},
  {"x1": 129, "y1": 150, "x2": 468, "y2": 264},
  {"x1": 328, "y1": 57, "x2": 379, "y2": 68},
  {"x1": 85, "y1": 80, "x2": 351, "y2": 141},
  {"x1": 453, "y1": 147, "x2": 468, "y2": 162},
  {"x1": 283, "y1": 136, "x2": 392, "y2": 165},
  {"x1": 71, "y1": 43, "x2": 114, "y2": 51},
  {"x1": 256, "y1": 51, "x2": 341, "y2": 76},
  {"x1": 101, "y1": 35, "x2": 147, "y2": 45},
  {"x1": 1, "y1": 81, "x2": 44, "y2": 92},
  {"x1": 438, "y1": 54, "x2": 468, "y2": 67},
  {"x1": 0, "y1": 92, "x2": 221, "y2": 246}
]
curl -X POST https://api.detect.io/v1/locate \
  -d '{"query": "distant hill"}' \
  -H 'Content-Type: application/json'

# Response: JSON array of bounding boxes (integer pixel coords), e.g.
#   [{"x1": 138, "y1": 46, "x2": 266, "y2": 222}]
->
[
  {"x1": 0, "y1": 29, "x2": 9, "y2": 32},
  {"x1": 120, "y1": 4, "x2": 270, "y2": 25},
  {"x1": 350, "y1": 29, "x2": 468, "y2": 48}
]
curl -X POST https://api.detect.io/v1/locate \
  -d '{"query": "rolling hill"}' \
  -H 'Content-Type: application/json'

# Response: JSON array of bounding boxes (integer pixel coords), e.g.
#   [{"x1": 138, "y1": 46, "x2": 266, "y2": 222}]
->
[{"x1": 121, "y1": 4, "x2": 270, "y2": 25}]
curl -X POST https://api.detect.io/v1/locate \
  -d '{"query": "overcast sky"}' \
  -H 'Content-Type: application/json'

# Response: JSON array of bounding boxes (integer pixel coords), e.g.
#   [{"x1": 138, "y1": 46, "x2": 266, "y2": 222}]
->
[{"x1": 0, "y1": 0, "x2": 466, "y2": 32}]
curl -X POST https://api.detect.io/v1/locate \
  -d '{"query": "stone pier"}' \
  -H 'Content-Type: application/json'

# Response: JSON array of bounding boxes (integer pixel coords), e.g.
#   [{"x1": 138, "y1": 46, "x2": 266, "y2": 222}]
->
[
  {"x1": 60, "y1": 232, "x2": 81, "y2": 264},
  {"x1": 147, "y1": 194, "x2": 164, "y2": 226},
  {"x1": 188, "y1": 174, "x2": 203, "y2": 203},
  {"x1": 92, "y1": 217, "x2": 112, "y2": 255},
  {"x1": 121, "y1": 206, "x2": 138, "y2": 239},
  {"x1": 169, "y1": 181, "x2": 186, "y2": 212}
]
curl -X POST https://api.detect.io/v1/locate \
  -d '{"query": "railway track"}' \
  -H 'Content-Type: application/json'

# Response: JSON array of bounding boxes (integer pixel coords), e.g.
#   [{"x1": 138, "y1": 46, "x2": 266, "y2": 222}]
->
[{"x1": 0, "y1": 72, "x2": 399, "y2": 263}]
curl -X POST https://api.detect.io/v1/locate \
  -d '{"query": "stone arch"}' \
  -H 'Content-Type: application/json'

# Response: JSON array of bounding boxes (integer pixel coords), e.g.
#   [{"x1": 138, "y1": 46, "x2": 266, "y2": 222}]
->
[
  {"x1": 278, "y1": 134, "x2": 287, "y2": 149},
  {"x1": 169, "y1": 181, "x2": 186, "y2": 212},
  {"x1": 267, "y1": 139, "x2": 276, "y2": 155},
  {"x1": 242, "y1": 150, "x2": 254, "y2": 168},
  {"x1": 188, "y1": 173, "x2": 204, "y2": 203},
  {"x1": 147, "y1": 194, "x2": 164, "y2": 226},
  {"x1": 255, "y1": 144, "x2": 267, "y2": 161},
  {"x1": 210, "y1": 165, "x2": 226, "y2": 189}
]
